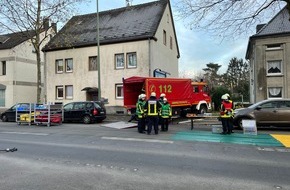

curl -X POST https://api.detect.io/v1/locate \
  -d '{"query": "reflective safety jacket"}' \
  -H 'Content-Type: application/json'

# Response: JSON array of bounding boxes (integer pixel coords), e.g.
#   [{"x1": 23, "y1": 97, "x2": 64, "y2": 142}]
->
[
  {"x1": 145, "y1": 97, "x2": 161, "y2": 116},
  {"x1": 161, "y1": 103, "x2": 172, "y2": 118},
  {"x1": 220, "y1": 100, "x2": 234, "y2": 118},
  {"x1": 136, "y1": 100, "x2": 146, "y2": 118}
]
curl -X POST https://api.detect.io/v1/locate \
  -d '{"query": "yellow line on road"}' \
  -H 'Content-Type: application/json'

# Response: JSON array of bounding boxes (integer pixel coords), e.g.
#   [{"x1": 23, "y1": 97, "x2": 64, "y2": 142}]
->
[{"x1": 271, "y1": 134, "x2": 290, "y2": 148}]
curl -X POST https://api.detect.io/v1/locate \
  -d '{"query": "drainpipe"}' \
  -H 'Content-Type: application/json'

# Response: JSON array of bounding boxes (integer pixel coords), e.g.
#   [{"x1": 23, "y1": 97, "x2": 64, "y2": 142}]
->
[
  {"x1": 148, "y1": 38, "x2": 151, "y2": 77},
  {"x1": 44, "y1": 52, "x2": 47, "y2": 103},
  {"x1": 283, "y1": 43, "x2": 287, "y2": 98}
]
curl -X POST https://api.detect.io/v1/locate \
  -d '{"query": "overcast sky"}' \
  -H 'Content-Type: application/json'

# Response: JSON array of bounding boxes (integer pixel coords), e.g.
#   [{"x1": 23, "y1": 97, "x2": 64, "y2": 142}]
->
[{"x1": 78, "y1": 0, "x2": 252, "y2": 77}]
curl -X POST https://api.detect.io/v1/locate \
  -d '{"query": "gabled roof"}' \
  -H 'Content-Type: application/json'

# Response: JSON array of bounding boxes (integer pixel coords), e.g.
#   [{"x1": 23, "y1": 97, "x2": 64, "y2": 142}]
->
[
  {"x1": 254, "y1": 7, "x2": 290, "y2": 37},
  {"x1": 246, "y1": 6, "x2": 290, "y2": 59},
  {"x1": 43, "y1": 0, "x2": 174, "y2": 52},
  {"x1": 0, "y1": 30, "x2": 36, "y2": 50}
]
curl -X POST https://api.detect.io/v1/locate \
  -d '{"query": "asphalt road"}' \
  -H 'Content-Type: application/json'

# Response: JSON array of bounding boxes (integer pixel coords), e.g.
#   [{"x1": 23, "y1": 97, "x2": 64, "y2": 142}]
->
[{"x1": 0, "y1": 116, "x2": 290, "y2": 190}]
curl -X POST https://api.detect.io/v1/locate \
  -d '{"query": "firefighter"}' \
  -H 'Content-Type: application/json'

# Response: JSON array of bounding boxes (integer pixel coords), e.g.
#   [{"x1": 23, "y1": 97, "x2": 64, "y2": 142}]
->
[
  {"x1": 144, "y1": 92, "x2": 162, "y2": 135},
  {"x1": 220, "y1": 94, "x2": 234, "y2": 134},
  {"x1": 224, "y1": 93, "x2": 234, "y2": 133},
  {"x1": 160, "y1": 98, "x2": 172, "y2": 131},
  {"x1": 136, "y1": 94, "x2": 147, "y2": 133},
  {"x1": 158, "y1": 93, "x2": 166, "y2": 127},
  {"x1": 159, "y1": 93, "x2": 166, "y2": 105}
]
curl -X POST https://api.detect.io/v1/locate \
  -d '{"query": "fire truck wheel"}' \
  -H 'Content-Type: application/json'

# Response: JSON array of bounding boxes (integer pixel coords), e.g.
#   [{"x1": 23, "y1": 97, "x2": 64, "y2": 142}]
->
[{"x1": 199, "y1": 105, "x2": 207, "y2": 114}]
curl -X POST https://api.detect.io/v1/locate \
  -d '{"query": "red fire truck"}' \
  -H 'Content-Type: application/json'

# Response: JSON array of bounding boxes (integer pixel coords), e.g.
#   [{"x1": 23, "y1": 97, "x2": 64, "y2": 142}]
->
[{"x1": 123, "y1": 76, "x2": 212, "y2": 116}]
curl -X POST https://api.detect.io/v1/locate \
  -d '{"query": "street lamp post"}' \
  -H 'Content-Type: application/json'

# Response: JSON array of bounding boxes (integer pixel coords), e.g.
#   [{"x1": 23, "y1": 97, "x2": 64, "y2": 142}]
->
[{"x1": 96, "y1": 0, "x2": 101, "y2": 101}]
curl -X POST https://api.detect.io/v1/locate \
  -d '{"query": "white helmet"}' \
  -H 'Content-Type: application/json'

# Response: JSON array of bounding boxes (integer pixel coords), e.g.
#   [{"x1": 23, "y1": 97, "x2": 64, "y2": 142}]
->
[
  {"x1": 138, "y1": 94, "x2": 142, "y2": 99},
  {"x1": 140, "y1": 94, "x2": 146, "y2": 99},
  {"x1": 163, "y1": 98, "x2": 167, "y2": 102},
  {"x1": 224, "y1": 93, "x2": 230, "y2": 98},
  {"x1": 160, "y1": 93, "x2": 166, "y2": 98},
  {"x1": 151, "y1": 92, "x2": 156, "y2": 97},
  {"x1": 221, "y1": 94, "x2": 228, "y2": 100}
]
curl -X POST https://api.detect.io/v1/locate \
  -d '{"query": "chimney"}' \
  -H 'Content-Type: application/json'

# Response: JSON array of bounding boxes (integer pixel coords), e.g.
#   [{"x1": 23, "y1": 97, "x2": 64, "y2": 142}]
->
[
  {"x1": 43, "y1": 18, "x2": 49, "y2": 31},
  {"x1": 51, "y1": 23, "x2": 57, "y2": 33},
  {"x1": 256, "y1": 24, "x2": 266, "y2": 33},
  {"x1": 126, "y1": 0, "x2": 131, "y2": 7}
]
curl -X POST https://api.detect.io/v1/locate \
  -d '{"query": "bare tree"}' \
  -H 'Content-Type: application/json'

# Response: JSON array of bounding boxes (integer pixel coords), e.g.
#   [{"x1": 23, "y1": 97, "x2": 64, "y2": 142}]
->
[
  {"x1": 175, "y1": 0, "x2": 288, "y2": 39},
  {"x1": 0, "y1": 0, "x2": 87, "y2": 103}
]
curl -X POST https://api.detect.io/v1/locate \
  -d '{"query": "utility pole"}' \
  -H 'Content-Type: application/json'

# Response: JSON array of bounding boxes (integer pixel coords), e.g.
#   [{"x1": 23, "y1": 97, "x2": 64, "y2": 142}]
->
[{"x1": 96, "y1": 0, "x2": 101, "y2": 101}]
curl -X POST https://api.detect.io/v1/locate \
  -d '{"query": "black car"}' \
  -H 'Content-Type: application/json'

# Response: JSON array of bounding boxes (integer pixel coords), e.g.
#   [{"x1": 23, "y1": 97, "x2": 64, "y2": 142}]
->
[
  {"x1": 63, "y1": 101, "x2": 106, "y2": 124},
  {"x1": 0, "y1": 103, "x2": 32, "y2": 122}
]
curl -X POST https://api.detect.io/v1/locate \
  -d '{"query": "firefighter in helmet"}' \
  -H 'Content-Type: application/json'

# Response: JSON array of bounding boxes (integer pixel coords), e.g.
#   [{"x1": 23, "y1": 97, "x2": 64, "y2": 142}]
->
[
  {"x1": 220, "y1": 94, "x2": 234, "y2": 134},
  {"x1": 144, "y1": 92, "x2": 162, "y2": 135},
  {"x1": 136, "y1": 94, "x2": 146, "y2": 133},
  {"x1": 160, "y1": 98, "x2": 172, "y2": 131}
]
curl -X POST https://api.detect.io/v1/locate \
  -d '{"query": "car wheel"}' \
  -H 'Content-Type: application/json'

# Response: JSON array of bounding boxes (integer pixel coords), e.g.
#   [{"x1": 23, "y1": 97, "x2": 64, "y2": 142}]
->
[
  {"x1": 83, "y1": 115, "x2": 91, "y2": 124},
  {"x1": 1, "y1": 114, "x2": 8, "y2": 122},
  {"x1": 237, "y1": 118, "x2": 251, "y2": 129}
]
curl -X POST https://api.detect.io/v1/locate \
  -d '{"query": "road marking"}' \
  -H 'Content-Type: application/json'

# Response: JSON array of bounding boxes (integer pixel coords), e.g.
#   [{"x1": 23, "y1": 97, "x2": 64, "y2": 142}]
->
[
  {"x1": 271, "y1": 134, "x2": 290, "y2": 148},
  {"x1": 178, "y1": 120, "x2": 191, "y2": 124},
  {"x1": 101, "y1": 137, "x2": 174, "y2": 144},
  {"x1": 0, "y1": 132, "x2": 49, "y2": 136}
]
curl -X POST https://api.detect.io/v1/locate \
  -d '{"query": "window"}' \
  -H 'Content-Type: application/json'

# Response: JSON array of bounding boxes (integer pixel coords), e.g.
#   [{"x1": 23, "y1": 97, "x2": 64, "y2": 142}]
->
[
  {"x1": 115, "y1": 54, "x2": 124, "y2": 69},
  {"x1": 89, "y1": 56, "x2": 98, "y2": 71},
  {"x1": 63, "y1": 103, "x2": 73, "y2": 111},
  {"x1": 65, "y1": 85, "x2": 73, "y2": 99},
  {"x1": 266, "y1": 44, "x2": 281, "y2": 50},
  {"x1": 170, "y1": 36, "x2": 173, "y2": 50},
  {"x1": 127, "y1": 52, "x2": 137, "y2": 68},
  {"x1": 267, "y1": 60, "x2": 282, "y2": 75},
  {"x1": 56, "y1": 59, "x2": 63, "y2": 73},
  {"x1": 0, "y1": 89, "x2": 5, "y2": 107},
  {"x1": 268, "y1": 87, "x2": 282, "y2": 98},
  {"x1": 74, "y1": 102, "x2": 86, "y2": 110},
  {"x1": 260, "y1": 101, "x2": 278, "y2": 108},
  {"x1": 56, "y1": 86, "x2": 64, "y2": 99},
  {"x1": 65, "y1": 58, "x2": 73, "y2": 72},
  {"x1": 1, "y1": 61, "x2": 6, "y2": 75},
  {"x1": 163, "y1": 30, "x2": 167, "y2": 45},
  {"x1": 116, "y1": 84, "x2": 123, "y2": 99}
]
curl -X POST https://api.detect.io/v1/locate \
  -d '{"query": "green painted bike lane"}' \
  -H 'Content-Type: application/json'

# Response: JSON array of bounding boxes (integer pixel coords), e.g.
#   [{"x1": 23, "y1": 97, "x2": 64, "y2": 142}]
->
[{"x1": 171, "y1": 130, "x2": 284, "y2": 147}]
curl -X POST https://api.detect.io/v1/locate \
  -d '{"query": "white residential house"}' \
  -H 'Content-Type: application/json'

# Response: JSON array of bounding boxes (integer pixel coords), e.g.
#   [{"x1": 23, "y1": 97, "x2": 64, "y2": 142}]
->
[
  {"x1": 246, "y1": 6, "x2": 290, "y2": 103},
  {"x1": 43, "y1": 0, "x2": 180, "y2": 113},
  {"x1": 0, "y1": 22, "x2": 56, "y2": 111}
]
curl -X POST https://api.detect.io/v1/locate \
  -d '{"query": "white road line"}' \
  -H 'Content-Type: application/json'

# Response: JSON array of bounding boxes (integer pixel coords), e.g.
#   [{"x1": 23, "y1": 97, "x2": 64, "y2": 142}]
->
[
  {"x1": 0, "y1": 132, "x2": 49, "y2": 136},
  {"x1": 178, "y1": 120, "x2": 191, "y2": 124},
  {"x1": 102, "y1": 137, "x2": 174, "y2": 144}
]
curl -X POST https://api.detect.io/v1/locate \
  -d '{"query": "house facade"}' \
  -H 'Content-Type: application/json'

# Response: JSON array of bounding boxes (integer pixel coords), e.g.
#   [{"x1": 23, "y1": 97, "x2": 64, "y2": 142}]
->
[
  {"x1": 246, "y1": 7, "x2": 290, "y2": 103},
  {"x1": 0, "y1": 25, "x2": 55, "y2": 110},
  {"x1": 43, "y1": 0, "x2": 180, "y2": 113}
]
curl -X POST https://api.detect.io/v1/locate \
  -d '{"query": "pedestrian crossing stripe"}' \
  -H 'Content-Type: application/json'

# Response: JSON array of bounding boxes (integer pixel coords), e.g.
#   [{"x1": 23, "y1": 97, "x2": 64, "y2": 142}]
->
[{"x1": 271, "y1": 134, "x2": 290, "y2": 148}]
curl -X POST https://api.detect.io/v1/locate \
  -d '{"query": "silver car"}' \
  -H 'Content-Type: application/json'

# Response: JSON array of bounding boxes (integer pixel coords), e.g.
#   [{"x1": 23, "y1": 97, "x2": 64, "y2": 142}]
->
[{"x1": 233, "y1": 99, "x2": 290, "y2": 128}]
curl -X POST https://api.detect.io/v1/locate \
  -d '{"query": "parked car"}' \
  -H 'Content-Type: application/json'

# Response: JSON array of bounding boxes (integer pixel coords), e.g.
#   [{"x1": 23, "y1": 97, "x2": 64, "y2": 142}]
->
[
  {"x1": 233, "y1": 99, "x2": 290, "y2": 128},
  {"x1": 63, "y1": 101, "x2": 106, "y2": 124},
  {"x1": 0, "y1": 103, "x2": 32, "y2": 122}
]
